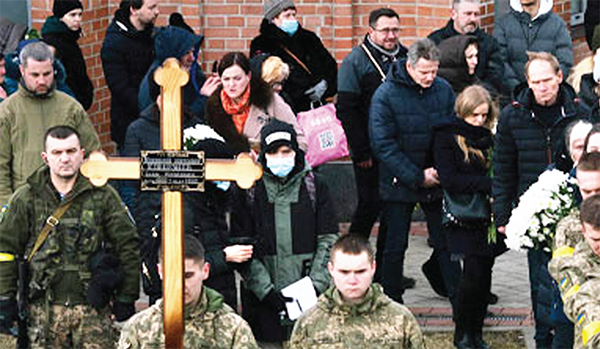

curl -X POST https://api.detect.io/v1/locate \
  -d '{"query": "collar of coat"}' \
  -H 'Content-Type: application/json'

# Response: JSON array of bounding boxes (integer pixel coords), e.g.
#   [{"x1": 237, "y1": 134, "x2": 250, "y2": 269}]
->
[{"x1": 321, "y1": 283, "x2": 391, "y2": 316}]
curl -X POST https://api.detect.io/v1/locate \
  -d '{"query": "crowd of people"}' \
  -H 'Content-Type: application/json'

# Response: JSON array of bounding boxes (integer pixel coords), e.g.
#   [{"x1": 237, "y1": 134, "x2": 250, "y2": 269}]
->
[{"x1": 0, "y1": 0, "x2": 598, "y2": 348}]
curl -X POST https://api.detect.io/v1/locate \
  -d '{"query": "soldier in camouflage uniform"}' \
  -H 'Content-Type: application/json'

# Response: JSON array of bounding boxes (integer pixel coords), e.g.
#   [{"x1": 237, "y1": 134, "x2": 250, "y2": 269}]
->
[
  {"x1": 118, "y1": 234, "x2": 258, "y2": 349},
  {"x1": 550, "y1": 194, "x2": 600, "y2": 348},
  {"x1": 289, "y1": 234, "x2": 425, "y2": 349},
  {"x1": 0, "y1": 126, "x2": 140, "y2": 349}
]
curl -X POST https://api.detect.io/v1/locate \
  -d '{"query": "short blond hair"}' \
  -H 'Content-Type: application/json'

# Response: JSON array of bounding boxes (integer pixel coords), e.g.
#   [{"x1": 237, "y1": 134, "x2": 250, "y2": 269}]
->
[
  {"x1": 524, "y1": 51, "x2": 561, "y2": 80},
  {"x1": 261, "y1": 56, "x2": 290, "y2": 85}
]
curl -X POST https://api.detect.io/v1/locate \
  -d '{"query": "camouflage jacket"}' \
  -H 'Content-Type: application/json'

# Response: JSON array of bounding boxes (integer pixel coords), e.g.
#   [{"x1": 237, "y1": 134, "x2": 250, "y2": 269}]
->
[
  {"x1": 118, "y1": 287, "x2": 259, "y2": 349},
  {"x1": 0, "y1": 166, "x2": 139, "y2": 304},
  {"x1": 548, "y1": 209, "x2": 582, "y2": 286},
  {"x1": 289, "y1": 283, "x2": 425, "y2": 349},
  {"x1": 557, "y1": 239, "x2": 600, "y2": 348}
]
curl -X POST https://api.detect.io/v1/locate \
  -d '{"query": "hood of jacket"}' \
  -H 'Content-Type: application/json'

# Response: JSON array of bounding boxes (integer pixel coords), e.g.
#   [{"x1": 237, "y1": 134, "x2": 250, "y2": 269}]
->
[
  {"x1": 41, "y1": 16, "x2": 80, "y2": 40},
  {"x1": 510, "y1": 0, "x2": 553, "y2": 20},
  {"x1": 258, "y1": 18, "x2": 304, "y2": 43},
  {"x1": 153, "y1": 25, "x2": 203, "y2": 64},
  {"x1": 319, "y1": 283, "x2": 390, "y2": 316},
  {"x1": 438, "y1": 35, "x2": 478, "y2": 76},
  {"x1": 107, "y1": 7, "x2": 153, "y2": 40}
]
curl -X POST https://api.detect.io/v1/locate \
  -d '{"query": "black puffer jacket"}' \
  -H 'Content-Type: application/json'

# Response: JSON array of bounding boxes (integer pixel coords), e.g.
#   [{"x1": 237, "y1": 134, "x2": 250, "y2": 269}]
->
[
  {"x1": 337, "y1": 36, "x2": 407, "y2": 162},
  {"x1": 437, "y1": 35, "x2": 479, "y2": 94},
  {"x1": 250, "y1": 19, "x2": 337, "y2": 113},
  {"x1": 100, "y1": 7, "x2": 154, "y2": 149},
  {"x1": 41, "y1": 16, "x2": 94, "y2": 110},
  {"x1": 369, "y1": 59, "x2": 456, "y2": 202},
  {"x1": 580, "y1": 73, "x2": 599, "y2": 109},
  {"x1": 492, "y1": 84, "x2": 593, "y2": 226},
  {"x1": 428, "y1": 19, "x2": 504, "y2": 94}
]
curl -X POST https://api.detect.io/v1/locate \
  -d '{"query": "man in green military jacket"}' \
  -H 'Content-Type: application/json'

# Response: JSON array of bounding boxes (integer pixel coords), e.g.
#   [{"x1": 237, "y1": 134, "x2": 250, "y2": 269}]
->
[
  {"x1": 118, "y1": 234, "x2": 258, "y2": 349},
  {"x1": 289, "y1": 234, "x2": 425, "y2": 349},
  {"x1": 0, "y1": 125, "x2": 139, "y2": 348}
]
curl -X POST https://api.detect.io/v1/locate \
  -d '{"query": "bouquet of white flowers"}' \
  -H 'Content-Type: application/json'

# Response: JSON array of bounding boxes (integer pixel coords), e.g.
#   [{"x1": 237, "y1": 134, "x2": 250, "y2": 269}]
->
[
  {"x1": 505, "y1": 169, "x2": 577, "y2": 253},
  {"x1": 183, "y1": 124, "x2": 225, "y2": 150}
]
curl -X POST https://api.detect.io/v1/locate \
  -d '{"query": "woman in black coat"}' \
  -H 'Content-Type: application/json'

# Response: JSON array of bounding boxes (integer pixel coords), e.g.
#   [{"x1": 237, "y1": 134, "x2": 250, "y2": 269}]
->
[
  {"x1": 41, "y1": 0, "x2": 94, "y2": 110},
  {"x1": 433, "y1": 85, "x2": 498, "y2": 349}
]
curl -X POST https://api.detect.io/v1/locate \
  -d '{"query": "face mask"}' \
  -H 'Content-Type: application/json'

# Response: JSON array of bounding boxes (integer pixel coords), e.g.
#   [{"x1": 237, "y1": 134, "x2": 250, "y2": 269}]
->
[
  {"x1": 214, "y1": 181, "x2": 231, "y2": 191},
  {"x1": 279, "y1": 19, "x2": 299, "y2": 36},
  {"x1": 266, "y1": 156, "x2": 295, "y2": 177},
  {"x1": 594, "y1": 51, "x2": 600, "y2": 83}
]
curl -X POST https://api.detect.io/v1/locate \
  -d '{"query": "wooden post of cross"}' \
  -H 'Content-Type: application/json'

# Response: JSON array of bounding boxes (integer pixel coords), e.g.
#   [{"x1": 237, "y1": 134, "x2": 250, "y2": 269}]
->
[{"x1": 80, "y1": 58, "x2": 262, "y2": 348}]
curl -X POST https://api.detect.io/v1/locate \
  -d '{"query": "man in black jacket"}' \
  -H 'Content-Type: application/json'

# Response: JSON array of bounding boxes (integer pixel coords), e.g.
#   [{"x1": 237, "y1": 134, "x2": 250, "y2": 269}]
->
[
  {"x1": 250, "y1": 0, "x2": 337, "y2": 113},
  {"x1": 493, "y1": 51, "x2": 592, "y2": 349},
  {"x1": 101, "y1": 0, "x2": 158, "y2": 152},
  {"x1": 337, "y1": 8, "x2": 407, "y2": 283},
  {"x1": 428, "y1": 0, "x2": 503, "y2": 96}
]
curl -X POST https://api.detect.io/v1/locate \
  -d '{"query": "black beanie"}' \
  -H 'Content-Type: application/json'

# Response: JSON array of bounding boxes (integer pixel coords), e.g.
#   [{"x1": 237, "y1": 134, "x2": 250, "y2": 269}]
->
[
  {"x1": 260, "y1": 119, "x2": 299, "y2": 155},
  {"x1": 53, "y1": 0, "x2": 83, "y2": 19}
]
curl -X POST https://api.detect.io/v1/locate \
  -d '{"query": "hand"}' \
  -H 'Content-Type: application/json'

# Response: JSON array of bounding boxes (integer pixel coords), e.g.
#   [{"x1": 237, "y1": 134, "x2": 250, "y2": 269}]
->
[
  {"x1": 112, "y1": 301, "x2": 136, "y2": 322},
  {"x1": 304, "y1": 79, "x2": 328, "y2": 102},
  {"x1": 200, "y1": 75, "x2": 221, "y2": 97},
  {"x1": 497, "y1": 226, "x2": 506, "y2": 234},
  {"x1": 224, "y1": 244, "x2": 253, "y2": 263},
  {"x1": 356, "y1": 158, "x2": 373, "y2": 169},
  {"x1": 422, "y1": 167, "x2": 440, "y2": 188},
  {"x1": 0, "y1": 299, "x2": 17, "y2": 334}
]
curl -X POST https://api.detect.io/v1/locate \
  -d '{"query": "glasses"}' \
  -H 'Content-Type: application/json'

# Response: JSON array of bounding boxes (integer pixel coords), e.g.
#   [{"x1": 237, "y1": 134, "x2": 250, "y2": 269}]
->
[{"x1": 372, "y1": 27, "x2": 401, "y2": 35}]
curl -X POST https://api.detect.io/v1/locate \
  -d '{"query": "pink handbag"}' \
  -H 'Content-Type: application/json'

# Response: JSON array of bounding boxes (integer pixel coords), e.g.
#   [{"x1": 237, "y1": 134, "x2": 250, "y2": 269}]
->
[{"x1": 297, "y1": 103, "x2": 349, "y2": 167}]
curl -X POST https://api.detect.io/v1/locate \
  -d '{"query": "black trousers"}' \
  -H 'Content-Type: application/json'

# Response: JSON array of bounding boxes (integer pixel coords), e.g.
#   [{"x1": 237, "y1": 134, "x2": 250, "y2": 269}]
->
[{"x1": 454, "y1": 254, "x2": 494, "y2": 337}]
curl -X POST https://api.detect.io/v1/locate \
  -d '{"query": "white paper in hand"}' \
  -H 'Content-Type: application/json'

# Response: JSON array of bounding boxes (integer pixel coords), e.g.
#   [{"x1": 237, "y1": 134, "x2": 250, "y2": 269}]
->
[{"x1": 280, "y1": 276, "x2": 318, "y2": 320}]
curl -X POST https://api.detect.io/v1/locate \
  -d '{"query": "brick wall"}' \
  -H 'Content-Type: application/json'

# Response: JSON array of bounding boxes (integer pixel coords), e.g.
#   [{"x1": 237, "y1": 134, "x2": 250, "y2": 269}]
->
[{"x1": 27, "y1": 0, "x2": 591, "y2": 152}]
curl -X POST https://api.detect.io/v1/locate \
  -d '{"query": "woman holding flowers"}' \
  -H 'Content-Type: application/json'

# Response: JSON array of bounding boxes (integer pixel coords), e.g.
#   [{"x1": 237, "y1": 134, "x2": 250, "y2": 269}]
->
[
  {"x1": 433, "y1": 85, "x2": 499, "y2": 349},
  {"x1": 205, "y1": 51, "x2": 305, "y2": 154}
]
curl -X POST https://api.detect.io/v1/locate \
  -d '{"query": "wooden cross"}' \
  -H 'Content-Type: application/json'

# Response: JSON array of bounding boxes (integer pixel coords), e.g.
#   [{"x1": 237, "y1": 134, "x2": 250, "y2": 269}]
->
[{"x1": 80, "y1": 58, "x2": 262, "y2": 349}]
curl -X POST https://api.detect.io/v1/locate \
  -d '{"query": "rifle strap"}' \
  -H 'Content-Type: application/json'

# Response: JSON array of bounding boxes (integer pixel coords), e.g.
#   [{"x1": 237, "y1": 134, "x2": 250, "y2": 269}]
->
[
  {"x1": 27, "y1": 201, "x2": 74, "y2": 262},
  {"x1": 280, "y1": 45, "x2": 312, "y2": 75},
  {"x1": 361, "y1": 43, "x2": 386, "y2": 82}
]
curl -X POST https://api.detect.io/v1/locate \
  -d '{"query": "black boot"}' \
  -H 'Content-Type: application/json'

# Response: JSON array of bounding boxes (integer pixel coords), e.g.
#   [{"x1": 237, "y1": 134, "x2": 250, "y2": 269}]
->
[
  {"x1": 422, "y1": 255, "x2": 448, "y2": 297},
  {"x1": 455, "y1": 332, "x2": 476, "y2": 349},
  {"x1": 473, "y1": 332, "x2": 489, "y2": 349}
]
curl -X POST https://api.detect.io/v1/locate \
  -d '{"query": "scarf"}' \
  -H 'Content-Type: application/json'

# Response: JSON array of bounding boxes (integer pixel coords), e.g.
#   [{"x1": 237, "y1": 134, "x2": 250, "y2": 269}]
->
[{"x1": 220, "y1": 86, "x2": 251, "y2": 134}]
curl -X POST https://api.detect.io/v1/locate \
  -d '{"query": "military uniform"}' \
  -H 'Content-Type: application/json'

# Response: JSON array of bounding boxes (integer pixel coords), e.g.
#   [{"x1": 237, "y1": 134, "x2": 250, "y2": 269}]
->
[
  {"x1": 548, "y1": 208, "x2": 582, "y2": 295},
  {"x1": 0, "y1": 165, "x2": 139, "y2": 348},
  {"x1": 118, "y1": 287, "x2": 259, "y2": 349},
  {"x1": 552, "y1": 238, "x2": 600, "y2": 348},
  {"x1": 289, "y1": 283, "x2": 425, "y2": 349}
]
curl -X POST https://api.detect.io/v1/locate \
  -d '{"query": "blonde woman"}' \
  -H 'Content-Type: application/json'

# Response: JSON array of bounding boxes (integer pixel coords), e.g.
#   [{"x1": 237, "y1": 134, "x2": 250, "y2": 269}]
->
[{"x1": 433, "y1": 85, "x2": 499, "y2": 349}]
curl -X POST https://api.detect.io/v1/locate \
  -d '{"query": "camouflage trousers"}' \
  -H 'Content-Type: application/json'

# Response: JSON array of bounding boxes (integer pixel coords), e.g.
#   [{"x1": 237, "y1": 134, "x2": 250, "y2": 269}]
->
[{"x1": 28, "y1": 303, "x2": 118, "y2": 349}]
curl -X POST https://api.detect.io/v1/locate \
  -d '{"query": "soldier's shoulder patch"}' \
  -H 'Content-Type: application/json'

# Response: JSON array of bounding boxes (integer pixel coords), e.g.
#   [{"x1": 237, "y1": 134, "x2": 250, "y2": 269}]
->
[{"x1": 0, "y1": 204, "x2": 10, "y2": 224}]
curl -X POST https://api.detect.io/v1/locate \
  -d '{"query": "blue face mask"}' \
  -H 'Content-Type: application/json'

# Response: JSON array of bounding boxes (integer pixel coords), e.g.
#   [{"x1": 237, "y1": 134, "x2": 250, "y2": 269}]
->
[
  {"x1": 266, "y1": 156, "x2": 295, "y2": 177},
  {"x1": 279, "y1": 19, "x2": 299, "y2": 36},
  {"x1": 214, "y1": 181, "x2": 231, "y2": 191}
]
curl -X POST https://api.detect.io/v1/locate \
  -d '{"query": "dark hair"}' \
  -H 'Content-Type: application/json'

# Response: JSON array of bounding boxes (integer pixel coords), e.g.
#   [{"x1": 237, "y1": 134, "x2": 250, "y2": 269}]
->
[
  {"x1": 44, "y1": 125, "x2": 81, "y2": 149},
  {"x1": 217, "y1": 51, "x2": 251, "y2": 77},
  {"x1": 369, "y1": 8, "x2": 399, "y2": 27},
  {"x1": 120, "y1": 0, "x2": 144, "y2": 11},
  {"x1": 583, "y1": 123, "x2": 600, "y2": 155},
  {"x1": 578, "y1": 152, "x2": 600, "y2": 173},
  {"x1": 330, "y1": 234, "x2": 374, "y2": 263},
  {"x1": 159, "y1": 234, "x2": 205, "y2": 264},
  {"x1": 581, "y1": 194, "x2": 600, "y2": 228}
]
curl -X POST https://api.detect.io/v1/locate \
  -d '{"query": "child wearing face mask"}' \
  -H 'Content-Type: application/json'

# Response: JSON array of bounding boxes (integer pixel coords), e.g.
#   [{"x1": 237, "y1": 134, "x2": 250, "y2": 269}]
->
[{"x1": 231, "y1": 120, "x2": 339, "y2": 347}]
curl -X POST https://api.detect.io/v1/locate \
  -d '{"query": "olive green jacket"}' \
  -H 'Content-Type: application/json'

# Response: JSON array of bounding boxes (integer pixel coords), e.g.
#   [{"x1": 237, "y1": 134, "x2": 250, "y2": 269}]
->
[
  {"x1": 0, "y1": 85, "x2": 101, "y2": 205},
  {"x1": 0, "y1": 165, "x2": 139, "y2": 304}
]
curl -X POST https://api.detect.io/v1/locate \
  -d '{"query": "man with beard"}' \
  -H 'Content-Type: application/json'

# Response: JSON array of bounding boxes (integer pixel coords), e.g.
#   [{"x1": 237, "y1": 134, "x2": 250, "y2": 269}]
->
[
  {"x1": 0, "y1": 41, "x2": 100, "y2": 206},
  {"x1": 428, "y1": 0, "x2": 503, "y2": 96},
  {"x1": 337, "y1": 8, "x2": 409, "y2": 285},
  {"x1": 101, "y1": 0, "x2": 158, "y2": 152}
]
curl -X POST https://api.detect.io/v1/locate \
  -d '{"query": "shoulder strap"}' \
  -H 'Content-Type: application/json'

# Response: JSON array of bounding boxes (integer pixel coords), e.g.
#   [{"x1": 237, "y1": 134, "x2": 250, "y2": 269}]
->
[
  {"x1": 280, "y1": 45, "x2": 312, "y2": 75},
  {"x1": 361, "y1": 43, "x2": 386, "y2": 81},
  {"x1": 27, "y1": 201, "x2": 74, "y2": 262}
]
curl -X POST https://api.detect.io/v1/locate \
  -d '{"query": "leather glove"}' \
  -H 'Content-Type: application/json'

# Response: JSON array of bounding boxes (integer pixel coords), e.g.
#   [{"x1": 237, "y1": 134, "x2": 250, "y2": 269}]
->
[
  {"x1": 0, "y1": 299, "x2": 17, "y2": 334},
  {"x1": 112, "y1": 301, "x2": 136, "y2": 322},
  {"x1": 304, "y1": 79, "x2": 328, "y2": 102},
  {"x1": 263, "y1": 289, "x2": 293, "y2": 312}
]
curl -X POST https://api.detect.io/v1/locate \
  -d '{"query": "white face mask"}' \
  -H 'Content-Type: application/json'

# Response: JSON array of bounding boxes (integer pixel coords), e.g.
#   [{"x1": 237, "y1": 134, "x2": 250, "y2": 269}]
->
[{"x1": 594, "y1": 51, "x2": 600, "y2": 83}]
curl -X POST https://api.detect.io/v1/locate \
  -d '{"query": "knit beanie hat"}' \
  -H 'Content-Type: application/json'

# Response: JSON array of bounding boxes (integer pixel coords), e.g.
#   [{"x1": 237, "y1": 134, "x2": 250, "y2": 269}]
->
[
  {"x1": 260, "y1": 119, "x2": 299, "y2": 155},
  {"x1": 53, "y1": 0, "x2": 83, "y2": 19},
  {"x1": 263, "y1": 0, "x2": 295, "y2": 21},
  {"x1": 592, "y1": 24, "x2": 600, "y2": 54}
]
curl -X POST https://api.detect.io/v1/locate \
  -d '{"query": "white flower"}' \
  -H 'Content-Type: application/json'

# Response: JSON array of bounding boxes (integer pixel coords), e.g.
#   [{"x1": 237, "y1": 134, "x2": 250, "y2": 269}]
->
[{"x1": 183, "y1": 124, "x2": 226, "y2": 150}]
